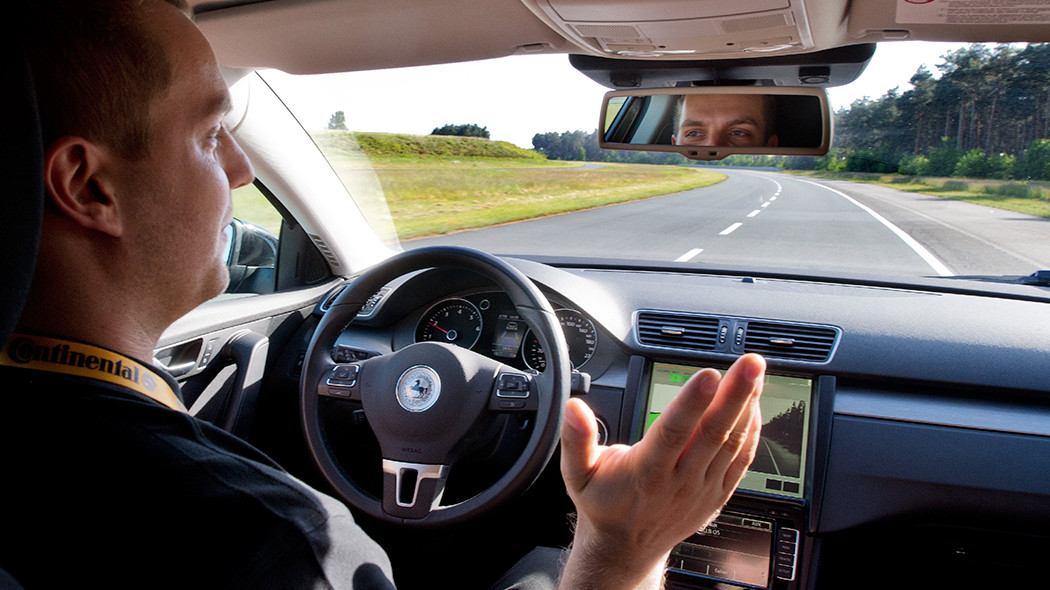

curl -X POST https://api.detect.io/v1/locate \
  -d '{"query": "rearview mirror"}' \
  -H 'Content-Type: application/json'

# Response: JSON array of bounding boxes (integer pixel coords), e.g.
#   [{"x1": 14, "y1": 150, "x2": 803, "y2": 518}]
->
[{"x1": 599, "y1": 87, "x2": 830, "y2": 161}]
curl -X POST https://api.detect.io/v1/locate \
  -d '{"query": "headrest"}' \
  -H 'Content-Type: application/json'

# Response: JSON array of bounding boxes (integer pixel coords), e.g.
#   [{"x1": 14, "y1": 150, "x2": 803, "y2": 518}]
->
[{"x1": 0, "y1": 36, "x2": 44, "y2": 345}]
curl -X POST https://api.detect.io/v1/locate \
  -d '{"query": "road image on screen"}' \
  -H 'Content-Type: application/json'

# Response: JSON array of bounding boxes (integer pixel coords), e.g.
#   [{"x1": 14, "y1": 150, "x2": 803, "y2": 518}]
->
[{"x1": 646, "y1": 362, "x2": 811, "y2": 499}]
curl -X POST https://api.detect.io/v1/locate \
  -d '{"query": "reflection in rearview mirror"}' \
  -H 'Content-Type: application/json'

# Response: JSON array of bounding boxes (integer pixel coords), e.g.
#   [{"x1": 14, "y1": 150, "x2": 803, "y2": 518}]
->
[{"x1": 599, "y1": 87, "x2": 830, "y2": 161}]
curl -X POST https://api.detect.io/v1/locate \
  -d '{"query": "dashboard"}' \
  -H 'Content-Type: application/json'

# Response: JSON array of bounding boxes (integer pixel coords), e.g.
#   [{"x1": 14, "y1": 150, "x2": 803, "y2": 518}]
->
[
  {"x1": 413, "y1": 293, "x2": 598, "y2": 373},
  {"x1": 302, "y1": 256, "x2": 1050, "y2": 589}
]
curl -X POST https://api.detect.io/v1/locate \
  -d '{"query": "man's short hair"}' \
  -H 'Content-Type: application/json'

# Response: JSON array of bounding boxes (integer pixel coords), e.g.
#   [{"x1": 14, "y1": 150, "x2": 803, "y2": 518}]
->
[{"x1": 16, "y1": 0, "x2": 191, "y2": 159}]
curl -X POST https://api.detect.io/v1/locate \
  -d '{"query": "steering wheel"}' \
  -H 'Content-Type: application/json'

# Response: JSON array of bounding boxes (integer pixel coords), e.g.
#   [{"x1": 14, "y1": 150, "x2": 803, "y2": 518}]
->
[{"x1": 300, "y1": 246, "x2": 570, "y2": 526}]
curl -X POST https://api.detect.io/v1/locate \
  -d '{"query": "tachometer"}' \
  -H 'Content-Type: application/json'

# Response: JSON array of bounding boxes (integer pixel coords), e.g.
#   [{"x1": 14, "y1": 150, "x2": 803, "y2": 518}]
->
[
  {"x1": 415, "y1": 298, "x2": 483, "y2": 349},
  {"x1": 522, "y1": 308, "x2": 597, "y2": 371}
]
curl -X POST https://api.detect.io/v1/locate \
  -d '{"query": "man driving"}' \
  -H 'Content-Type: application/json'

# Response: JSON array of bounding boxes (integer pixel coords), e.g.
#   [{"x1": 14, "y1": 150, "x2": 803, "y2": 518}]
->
[
  {"x1": 0, "y1": 1, "x2": 765, "y2": 588},
  {"x1": 672, "y1": 93, "x2": 780, "y2": 147}
]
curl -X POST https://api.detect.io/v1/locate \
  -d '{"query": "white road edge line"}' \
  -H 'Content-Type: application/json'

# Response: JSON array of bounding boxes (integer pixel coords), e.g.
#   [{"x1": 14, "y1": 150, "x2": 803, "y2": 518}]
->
[
  {"x1": 799, "y1": 178, "x2": 954, "y2": 276},
  {"x1": 720, "y1": 222, "x2": 743, "y2": 236},
  {"x1": 675, "y1": 248, "x2": 703, "y2": 262},
  {"x1": 747, "y1": 210, "x2": 761, "y2": 218}
]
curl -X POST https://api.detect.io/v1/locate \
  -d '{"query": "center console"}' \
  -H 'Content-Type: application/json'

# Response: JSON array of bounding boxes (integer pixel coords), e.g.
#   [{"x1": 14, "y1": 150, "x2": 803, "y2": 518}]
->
[{"x1": 636, "y1": 361, "x2": 825, "y2": 589}]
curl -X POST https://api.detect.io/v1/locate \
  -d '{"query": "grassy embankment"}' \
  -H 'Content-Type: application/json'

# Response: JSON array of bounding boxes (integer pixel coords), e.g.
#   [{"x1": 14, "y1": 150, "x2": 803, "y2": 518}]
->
[
  {"x1": 312, "y1": 130, "x2": 725, "y2": 239},
  {"x1": 788, "y1": 170, "x2": 1050, "y2": 219}
]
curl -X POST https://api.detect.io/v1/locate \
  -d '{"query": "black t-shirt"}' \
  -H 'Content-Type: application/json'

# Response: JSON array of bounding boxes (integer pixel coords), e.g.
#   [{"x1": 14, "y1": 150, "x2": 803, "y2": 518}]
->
[{"x1": 0, "y1": 364, "x2": 395, "y2": 589}]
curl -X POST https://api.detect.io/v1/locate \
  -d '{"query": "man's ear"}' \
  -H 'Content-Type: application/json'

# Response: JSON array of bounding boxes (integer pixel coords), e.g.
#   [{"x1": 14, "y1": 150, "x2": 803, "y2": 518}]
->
[{"x1": 43, "y1": 136, "x2": 124, "y2": 237}]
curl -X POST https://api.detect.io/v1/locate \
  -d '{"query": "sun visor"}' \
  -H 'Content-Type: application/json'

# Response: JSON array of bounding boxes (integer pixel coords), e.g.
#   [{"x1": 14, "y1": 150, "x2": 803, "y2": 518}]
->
[{"x1": 848, "y1": 0, "x2": 1050, "y2": 43}]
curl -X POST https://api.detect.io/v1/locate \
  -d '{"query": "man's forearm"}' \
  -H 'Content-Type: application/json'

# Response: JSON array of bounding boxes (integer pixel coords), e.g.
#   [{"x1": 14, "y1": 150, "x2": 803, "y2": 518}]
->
[{"x1": 558, "y1": 519, "x2": 670, "y2": 590}]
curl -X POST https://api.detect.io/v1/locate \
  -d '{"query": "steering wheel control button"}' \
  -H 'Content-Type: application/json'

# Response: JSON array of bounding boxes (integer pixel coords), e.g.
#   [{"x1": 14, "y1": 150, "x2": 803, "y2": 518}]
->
[
  {"x1": 321, "y1": 364, "x2": 362, "y2": 399},
  {"x1": 496, "y1": 372, "x2": 530, "y2": 398},
  {"x1": 396, "y1": 365, "x2": 442, "y2": 412},
  {"x1": 330, "y1": 364, "x2": 359, "y2": 383}
]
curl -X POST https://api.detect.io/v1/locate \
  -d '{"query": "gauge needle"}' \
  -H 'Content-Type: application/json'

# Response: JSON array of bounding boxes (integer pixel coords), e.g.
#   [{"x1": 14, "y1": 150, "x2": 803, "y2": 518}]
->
[{"x1": 429, "y1": 322, "x2": 449, "y2": 334}]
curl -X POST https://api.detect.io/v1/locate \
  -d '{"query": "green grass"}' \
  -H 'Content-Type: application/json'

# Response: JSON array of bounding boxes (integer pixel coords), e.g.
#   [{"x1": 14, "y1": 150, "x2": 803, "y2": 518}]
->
[
  {"x1": 313, "y1": 130, "x2": 546, "y2": 160},
  {"x1": 375, "y1": 161, "x2": 724, "y2": 238},
  {"x1": 232, "y1": 183, "x2": 283, "y2": 236},
  {"x1": 788, "y1": 171, "x2": 1050, "y2": 219},
  {"x1": 306, "y1": 130, "x2": 726, "y2": 239}
]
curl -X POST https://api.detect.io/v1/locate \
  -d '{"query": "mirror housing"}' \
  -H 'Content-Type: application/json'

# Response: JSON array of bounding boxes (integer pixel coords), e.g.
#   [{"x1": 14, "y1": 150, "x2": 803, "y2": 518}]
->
[{"x1": 598, "y1": 86, "x2": 831, "y2": 161}]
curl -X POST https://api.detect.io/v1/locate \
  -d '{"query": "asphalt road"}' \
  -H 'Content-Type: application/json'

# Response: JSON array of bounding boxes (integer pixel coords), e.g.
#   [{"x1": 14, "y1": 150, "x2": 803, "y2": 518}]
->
[
  {"x1": 750, "y1": 438, "x2": 801, "y2": 479},
  {"x1": 407, "y1": 169, "x2": 1050, "y2": 278}
]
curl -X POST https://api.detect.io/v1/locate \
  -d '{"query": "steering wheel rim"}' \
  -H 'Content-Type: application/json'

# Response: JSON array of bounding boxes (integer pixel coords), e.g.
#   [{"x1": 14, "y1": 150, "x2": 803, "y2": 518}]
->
[{"x1": 300, "y1": 246, "x2": 570, "y2": 526}]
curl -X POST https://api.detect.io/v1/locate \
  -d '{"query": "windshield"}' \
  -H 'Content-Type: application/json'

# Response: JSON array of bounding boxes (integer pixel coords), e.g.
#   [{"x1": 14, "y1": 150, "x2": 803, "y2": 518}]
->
[{"x1": 265, "y1": 41, "x2": 1050, "y2": 282}]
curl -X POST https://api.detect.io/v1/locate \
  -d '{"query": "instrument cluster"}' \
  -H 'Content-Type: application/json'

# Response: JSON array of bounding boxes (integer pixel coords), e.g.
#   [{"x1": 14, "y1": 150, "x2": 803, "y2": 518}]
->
[{"x1": 414, "y1": 292, "x2": 597, "y2": 372}]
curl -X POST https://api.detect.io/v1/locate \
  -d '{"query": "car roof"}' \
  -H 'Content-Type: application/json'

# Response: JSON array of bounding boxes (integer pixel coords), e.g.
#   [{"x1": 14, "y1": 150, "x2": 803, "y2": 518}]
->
[{"x1": 191, "y1": 0, "x2": 1050, "y2": 77}]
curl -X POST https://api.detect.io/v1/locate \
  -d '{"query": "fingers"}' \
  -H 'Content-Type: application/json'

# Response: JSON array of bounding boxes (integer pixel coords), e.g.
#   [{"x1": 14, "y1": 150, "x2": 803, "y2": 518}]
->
[
  {"x1": 638, "y1": 368, "x2": 721, "y2": 474},
  {"x1": 655, "y1": 354, "x2": 765, "y2": 477},
  {"x1": 695, "y1": 353, "x2": 764, "y2": 448},
  {"x1": 560, "y1": 397, "x2": 600, "y2": 492},
  {"x1": 719, "y1": 404, "x2": 763, "y2": 491}
]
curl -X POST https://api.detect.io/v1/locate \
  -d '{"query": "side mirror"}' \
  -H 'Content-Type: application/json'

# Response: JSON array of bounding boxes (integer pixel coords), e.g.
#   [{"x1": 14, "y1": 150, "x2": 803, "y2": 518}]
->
[
  {"x1": 598, "y1": 87, "x2": 831, "y2": 161},
  {"x1": 224, "y1": 218, "x2": 278, "y2": 294}
]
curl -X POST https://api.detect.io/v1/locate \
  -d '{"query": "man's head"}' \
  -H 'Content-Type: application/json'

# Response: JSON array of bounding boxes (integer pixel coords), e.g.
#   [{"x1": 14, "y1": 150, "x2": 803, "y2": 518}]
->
[
  {"x1": 20, "y1": 0, "x2": 190, "y2": 159},
  {"x1": 16, "y1": 0, "x2": 254, "y2": 354},
  {"x1": 671, "y1": 93, "x2": 779, "y2": 148}
]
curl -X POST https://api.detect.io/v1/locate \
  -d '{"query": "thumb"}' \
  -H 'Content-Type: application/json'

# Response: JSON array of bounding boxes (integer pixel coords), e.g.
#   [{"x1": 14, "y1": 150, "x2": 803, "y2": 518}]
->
[{"x1": 560, "y1": 397, "x2": 599, "y2": 491}]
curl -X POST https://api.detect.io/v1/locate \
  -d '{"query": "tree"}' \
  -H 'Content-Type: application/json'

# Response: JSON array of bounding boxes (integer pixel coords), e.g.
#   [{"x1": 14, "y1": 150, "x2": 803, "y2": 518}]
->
[
  {"x1": 1017, "y1": 139, "x2": 1050, "y2": 180},
  {"x1": 826, "y1": 43, "x2": 1050, "y2": 178},
  {"x1": 327, "y1": 110, "x2": 347, "y2": 130},
  {"x1": 431, "y1": 123, "x2": 490, "y2": 138}
]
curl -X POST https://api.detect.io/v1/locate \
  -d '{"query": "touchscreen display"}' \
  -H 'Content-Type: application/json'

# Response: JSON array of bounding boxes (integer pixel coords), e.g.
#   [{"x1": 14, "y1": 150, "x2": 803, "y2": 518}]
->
[
  {"x1": 669, "y1": 512, "x2": 773, "y2": 588},
  {"x1": 645, "y1": 362, "x2": 811, "y2": 499}
]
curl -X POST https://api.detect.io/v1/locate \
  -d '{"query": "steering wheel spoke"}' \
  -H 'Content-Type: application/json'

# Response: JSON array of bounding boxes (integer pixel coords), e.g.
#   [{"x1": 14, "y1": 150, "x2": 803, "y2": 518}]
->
[{"x1": 381, "y1": 459, "x2": 450, "y2": 519}]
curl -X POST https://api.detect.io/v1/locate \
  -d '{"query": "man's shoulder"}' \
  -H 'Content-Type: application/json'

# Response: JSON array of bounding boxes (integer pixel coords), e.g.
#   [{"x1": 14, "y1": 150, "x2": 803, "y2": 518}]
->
[
  {"x1": 1, "y1": 365, "x2": 314, "y2": 513},
  {"x1": 0, "y1": 366, "x2": 394, "y2": 588}
]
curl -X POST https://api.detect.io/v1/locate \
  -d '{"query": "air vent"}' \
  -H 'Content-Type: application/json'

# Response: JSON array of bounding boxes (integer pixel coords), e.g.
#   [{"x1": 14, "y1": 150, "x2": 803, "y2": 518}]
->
[
  {"x1": 307, "y1": 233, "x2": 341, "y2": 268},
  {"x1": 743, "y1": 321, "x2": 838, "y2": 362},
  {"x1": 319, "y1": 284, "x2": 347, "y2": 312},
  {"x1": 637, "y1": 311, "x2": 720, "y2": 351}
]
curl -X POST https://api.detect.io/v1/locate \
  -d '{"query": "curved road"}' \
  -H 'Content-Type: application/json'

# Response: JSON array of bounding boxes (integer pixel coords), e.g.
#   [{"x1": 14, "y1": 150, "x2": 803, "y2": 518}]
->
[{"x1": 408, "y1": 169, "x2": 1050, "y2": 278}]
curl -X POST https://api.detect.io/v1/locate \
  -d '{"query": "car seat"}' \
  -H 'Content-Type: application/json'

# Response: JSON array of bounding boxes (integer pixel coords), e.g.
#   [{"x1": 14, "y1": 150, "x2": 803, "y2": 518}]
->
[{"x1": 0, "y1": 32, "x2": 44, "y2": 347}]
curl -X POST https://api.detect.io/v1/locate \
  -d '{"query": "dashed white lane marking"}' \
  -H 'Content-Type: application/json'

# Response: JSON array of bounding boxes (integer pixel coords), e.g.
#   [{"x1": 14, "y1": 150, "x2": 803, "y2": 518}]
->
[
  {"x1": 798, "y1": 178, "x2": 954, "y2": 276},
  {"x1": 675, "y1": 248, "x2": 704, "y2": 262},
  {"x1": 674, "y1": 171, "x2": 782, "y2": 262},
  {"x1": 720, "y1": 222, "x2": 743, "y2": 236}
]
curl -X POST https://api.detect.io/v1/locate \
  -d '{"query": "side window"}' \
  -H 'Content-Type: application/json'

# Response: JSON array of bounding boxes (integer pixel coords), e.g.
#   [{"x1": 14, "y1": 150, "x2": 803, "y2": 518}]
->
[{"x1": 225, "y1": 182, "x2": 282, "y2": 294}]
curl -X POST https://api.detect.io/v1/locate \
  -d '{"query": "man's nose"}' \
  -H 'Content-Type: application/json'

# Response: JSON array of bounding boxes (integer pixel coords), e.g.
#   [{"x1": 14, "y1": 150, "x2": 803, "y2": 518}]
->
[{"x1": 224, "y1": 135, "x2": 255, "y2": 190}]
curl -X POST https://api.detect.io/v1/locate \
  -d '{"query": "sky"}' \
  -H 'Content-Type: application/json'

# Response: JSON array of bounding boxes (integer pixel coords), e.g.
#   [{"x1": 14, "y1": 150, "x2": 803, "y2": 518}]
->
[{"x1": 264, "y1": 41, "x2": 972, "y2": 149}]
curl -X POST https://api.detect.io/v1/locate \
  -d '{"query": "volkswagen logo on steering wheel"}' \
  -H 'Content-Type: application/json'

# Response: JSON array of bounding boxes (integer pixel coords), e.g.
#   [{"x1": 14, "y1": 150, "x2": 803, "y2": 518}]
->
[{"x1": 396, "y1": 365, "x2": 441, "y2": 412}]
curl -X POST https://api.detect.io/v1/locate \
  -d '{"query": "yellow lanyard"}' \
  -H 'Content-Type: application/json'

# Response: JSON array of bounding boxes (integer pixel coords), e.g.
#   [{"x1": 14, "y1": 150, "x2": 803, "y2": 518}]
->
[{"x1": 0, "y1": 333, "x2": 186, "y2": 412}]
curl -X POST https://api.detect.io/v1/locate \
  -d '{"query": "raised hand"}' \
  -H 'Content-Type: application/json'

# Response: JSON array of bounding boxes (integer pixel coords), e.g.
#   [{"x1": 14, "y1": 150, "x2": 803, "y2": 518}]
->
[{"x1": 558, "y1": 353, "x2": 765, "y2": 590}]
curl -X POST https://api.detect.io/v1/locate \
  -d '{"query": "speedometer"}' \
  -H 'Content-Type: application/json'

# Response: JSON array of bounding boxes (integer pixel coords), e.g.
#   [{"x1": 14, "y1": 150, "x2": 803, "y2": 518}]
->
[
  {"x1": 415, "y1": 298, "x2": 483, "y2": 349},
  {"x1": 522, "y1": 308, "x2": 597, "y2": 371}
]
